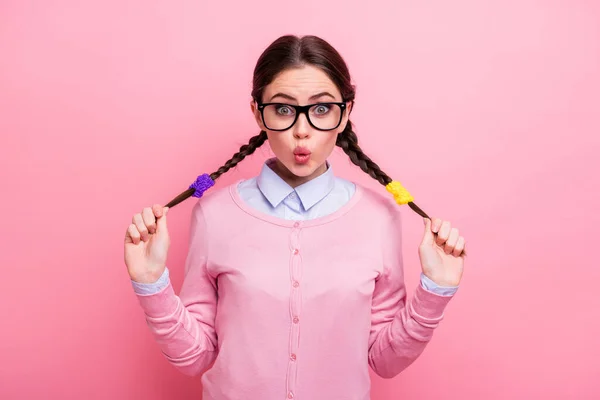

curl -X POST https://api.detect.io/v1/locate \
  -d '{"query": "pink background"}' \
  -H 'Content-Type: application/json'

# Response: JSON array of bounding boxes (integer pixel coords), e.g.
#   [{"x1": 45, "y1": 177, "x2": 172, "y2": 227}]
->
[{"x1": 1, "y1": 1, "x2": 599, "y2": 399}]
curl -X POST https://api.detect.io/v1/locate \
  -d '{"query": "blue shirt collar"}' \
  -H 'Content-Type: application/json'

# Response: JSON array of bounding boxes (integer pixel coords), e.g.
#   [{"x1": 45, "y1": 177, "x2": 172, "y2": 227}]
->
[{"x1": 256, "y1": 158, "x2": 336, "y2": 211}]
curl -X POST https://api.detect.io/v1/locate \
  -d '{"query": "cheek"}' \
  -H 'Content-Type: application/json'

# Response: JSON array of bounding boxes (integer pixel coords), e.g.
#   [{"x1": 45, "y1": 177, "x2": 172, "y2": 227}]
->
[
  {"x1": 265, "y1": 132, "x2": 286, "y2": 154},
  {"x1": 321, "y1": 132, "x2": 339, "y2": 150},
  {"x1": 312, "y1": 132, "x2": 339, "y2": 160}
]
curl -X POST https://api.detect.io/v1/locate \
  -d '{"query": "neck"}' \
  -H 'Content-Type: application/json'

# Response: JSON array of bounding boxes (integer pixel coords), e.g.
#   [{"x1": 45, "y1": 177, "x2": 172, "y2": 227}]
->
[{"x1": 269, "y1": 159, "x2": 327, "y2": 188}]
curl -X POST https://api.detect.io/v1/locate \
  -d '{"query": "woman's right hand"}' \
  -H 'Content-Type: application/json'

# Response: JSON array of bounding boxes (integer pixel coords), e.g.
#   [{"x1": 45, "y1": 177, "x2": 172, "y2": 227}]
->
[{"x1": 124, "y1": 204, "x2": 170, "y2": 284}]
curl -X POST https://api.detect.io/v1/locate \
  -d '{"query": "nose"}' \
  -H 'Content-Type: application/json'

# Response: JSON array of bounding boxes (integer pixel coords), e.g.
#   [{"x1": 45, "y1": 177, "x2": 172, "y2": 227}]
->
[{"x1": 293, "y1": 113, "x2": 311, "y2": 139}]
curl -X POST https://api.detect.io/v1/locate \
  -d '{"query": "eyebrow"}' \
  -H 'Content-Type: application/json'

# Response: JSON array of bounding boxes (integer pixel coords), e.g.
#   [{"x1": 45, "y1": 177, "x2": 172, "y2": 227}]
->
[{"x1": 268, "y1": 91, "x2": 337, "y2": 102}]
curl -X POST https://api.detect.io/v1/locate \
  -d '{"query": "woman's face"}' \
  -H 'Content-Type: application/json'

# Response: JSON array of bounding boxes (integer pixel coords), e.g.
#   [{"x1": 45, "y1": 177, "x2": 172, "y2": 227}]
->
[{"x1": 251, "y1": 65, "x2": 351, "y2": 186}]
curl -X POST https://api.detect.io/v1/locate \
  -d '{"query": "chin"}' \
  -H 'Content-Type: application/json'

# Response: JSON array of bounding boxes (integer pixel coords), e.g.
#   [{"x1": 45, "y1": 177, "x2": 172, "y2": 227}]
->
[{"x1": 283, "y1": 159, "x2": 319, "y2": 177}]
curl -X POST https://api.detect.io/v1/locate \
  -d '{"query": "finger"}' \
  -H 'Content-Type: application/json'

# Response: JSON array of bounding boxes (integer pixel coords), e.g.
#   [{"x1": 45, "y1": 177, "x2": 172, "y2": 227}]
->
[
  {"x1": 421, "y1": 218, "x2": 434, "y2": 246},
  {"x1": 142, "y1": 207, "x2": 157, "y2": 234},
  {"x1": 444, "y1": 228, "x2": 459, "y2": 254},
  {"x1": 124, "y1": 225, "x2": 133, "y2": 244},
  {"x1": 126, "y1": 224, "x2": 141, "y2": 245},
  {"x1": 132, "y1": 213, "x2": 149, "y2": 242},
  {"x1": 156, "y1": 206, "x2": 169, "y2": 233},
  {"x1": 436, "y1": 221, "x2": 451, "y2": 246},
  {"x1": 432, "y1": 218, "x2": 443, "y2": 233},
  {"x1": 453, "y1": 236, "x2": 466, "y2": 257},
  {"x1": 152, "y1": 204, "x2": 163, "y2": 219}
]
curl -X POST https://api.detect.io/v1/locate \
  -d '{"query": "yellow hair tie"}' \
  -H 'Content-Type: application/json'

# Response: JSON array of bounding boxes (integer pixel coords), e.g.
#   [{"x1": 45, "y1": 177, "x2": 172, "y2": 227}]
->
[{"x1": 385, "y1": 180, "x2": 414, "y2": 205}]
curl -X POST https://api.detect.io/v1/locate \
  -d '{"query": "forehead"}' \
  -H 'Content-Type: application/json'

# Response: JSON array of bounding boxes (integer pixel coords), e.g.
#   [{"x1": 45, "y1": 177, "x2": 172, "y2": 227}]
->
[{"x1": 264, "y1": 65, "x2": 342, "y2": 101}]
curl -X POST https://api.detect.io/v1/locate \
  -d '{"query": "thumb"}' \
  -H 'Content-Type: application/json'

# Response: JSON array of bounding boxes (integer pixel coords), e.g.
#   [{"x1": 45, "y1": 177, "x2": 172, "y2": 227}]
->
[
  {"x1": 420, "y1": 218, "x2": 435, "y2": 246},
  {"x1": 156, "y1": 206, "x2": 169, "y2": 235}
]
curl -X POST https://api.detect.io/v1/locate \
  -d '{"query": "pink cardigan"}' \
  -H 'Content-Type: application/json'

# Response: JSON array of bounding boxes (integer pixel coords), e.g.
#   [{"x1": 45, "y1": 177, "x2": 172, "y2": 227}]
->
[{"x1": 135, "y1": 181, "x2": 454, "y2": 400}]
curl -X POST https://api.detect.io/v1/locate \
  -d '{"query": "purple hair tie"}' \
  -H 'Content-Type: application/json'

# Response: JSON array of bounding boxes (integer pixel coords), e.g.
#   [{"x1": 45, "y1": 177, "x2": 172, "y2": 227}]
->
[{"x1": 189, "y1": 173, "x2": 215, "y2": 198}]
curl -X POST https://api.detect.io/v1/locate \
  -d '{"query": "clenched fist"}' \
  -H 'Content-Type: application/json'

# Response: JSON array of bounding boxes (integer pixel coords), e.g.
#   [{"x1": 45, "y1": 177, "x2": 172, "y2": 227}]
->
[
  {"x1": 124, "y1": 204, "x2": 170, "y2": 284},
  {"x1": 418, "y1": 217, "x2": 466, "y2": 287}
]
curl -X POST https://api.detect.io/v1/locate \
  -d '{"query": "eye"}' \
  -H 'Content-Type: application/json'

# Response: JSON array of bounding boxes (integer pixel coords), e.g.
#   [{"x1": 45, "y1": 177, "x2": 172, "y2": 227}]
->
[
  {"x1": 313, "y1": 104, "x2": 331, "y2": 115},
  {"x1": 275, "y1": 105, "x2": 295, "y2": 116}
]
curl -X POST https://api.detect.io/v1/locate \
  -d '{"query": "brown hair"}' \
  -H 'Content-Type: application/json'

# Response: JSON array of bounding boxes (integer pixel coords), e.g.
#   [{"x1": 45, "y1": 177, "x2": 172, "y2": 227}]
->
[{"x1": 164, "y1": 35, "x2": 431, "y2": 220}]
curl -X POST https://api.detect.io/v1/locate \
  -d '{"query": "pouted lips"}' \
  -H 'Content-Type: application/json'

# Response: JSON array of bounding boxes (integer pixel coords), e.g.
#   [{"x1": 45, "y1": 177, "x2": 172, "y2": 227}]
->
[{"x1": 293, "y1": 147, "x2": 311, "y2": 164}]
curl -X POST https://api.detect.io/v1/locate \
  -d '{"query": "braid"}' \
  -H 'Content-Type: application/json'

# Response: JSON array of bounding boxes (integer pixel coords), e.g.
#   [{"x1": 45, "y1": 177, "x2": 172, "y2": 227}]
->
[
  {"x1": 336, "y1": 122, "x2": 431, "y2": 221},
  {"x1": 335, "y1": 121, "x2": 392, "y2": 186},
  {"x1": 210, "y1": 131, "x2": 268, "y2": 181},
  {"x1": 164, "y1": 131, "x2": 268, "y2": 208}
]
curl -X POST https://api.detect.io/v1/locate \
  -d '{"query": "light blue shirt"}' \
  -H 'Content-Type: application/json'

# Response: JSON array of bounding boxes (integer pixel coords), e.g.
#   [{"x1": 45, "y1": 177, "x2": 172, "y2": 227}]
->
[{"x1": 132, "y1": 158, "x2": 458, "y2": 296}]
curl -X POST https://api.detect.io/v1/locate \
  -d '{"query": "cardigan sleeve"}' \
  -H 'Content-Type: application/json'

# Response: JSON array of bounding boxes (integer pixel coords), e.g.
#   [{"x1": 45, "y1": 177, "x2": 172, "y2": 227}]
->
[
  {"x1": 134, "y1": 199, "x2": 218, "y2": 377},
  {"x1": 367, "y1": 203, "x2": 454, "y2": 378}
]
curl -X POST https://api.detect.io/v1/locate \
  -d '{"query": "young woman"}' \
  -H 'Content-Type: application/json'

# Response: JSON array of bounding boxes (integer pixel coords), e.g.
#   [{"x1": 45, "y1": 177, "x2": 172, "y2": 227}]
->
[{"x1": 124, "y1": 34, "x2": 467, "y2": 400}]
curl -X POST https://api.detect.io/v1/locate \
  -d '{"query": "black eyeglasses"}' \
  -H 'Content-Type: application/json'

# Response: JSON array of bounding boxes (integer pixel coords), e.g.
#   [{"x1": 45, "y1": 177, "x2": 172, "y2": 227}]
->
[{"x1": 256, "y1": 102, "x2": 348, "y2": 131}]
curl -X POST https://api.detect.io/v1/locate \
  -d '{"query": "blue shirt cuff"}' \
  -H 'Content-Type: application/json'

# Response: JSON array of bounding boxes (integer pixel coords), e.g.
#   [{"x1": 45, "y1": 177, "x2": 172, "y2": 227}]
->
[
  {"x1": 420, "y1": 272, "x2": 459, "y2": 296},
  {"x1": 131, "y1": 267, "x2": 170, "y2": 295}
]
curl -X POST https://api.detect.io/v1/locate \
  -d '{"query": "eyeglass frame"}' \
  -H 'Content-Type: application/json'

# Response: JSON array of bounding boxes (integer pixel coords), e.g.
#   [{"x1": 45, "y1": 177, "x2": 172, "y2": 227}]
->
[{"x1": 255, "y1": 101, "x2": 349, "y2": 132}]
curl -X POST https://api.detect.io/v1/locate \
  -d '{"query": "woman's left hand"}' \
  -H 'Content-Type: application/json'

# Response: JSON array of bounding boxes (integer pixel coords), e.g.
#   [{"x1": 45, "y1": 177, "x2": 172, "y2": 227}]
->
[{"x1": 419, "y1": 218, "x2": 467, "y2": 287}]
